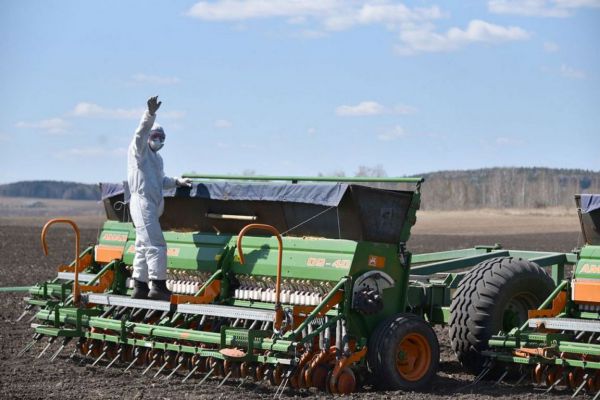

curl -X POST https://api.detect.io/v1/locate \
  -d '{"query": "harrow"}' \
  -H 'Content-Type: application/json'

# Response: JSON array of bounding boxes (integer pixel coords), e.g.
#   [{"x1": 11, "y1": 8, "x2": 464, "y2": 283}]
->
[{"x1": 13, "y1": 175, "x2": 585, "y2": 395}]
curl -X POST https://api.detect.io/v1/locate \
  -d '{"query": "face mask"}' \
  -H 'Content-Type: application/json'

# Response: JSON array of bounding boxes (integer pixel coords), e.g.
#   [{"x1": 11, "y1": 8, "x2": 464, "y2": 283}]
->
[{"x1": 149, "y1": 138, "x2": 164, "y2": 152}]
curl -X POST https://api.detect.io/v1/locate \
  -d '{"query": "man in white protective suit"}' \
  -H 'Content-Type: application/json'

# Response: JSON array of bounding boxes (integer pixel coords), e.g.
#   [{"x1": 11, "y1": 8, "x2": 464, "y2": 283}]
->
[{"x1": 128, "y1": 96, "x2": 192, "y2": 300}]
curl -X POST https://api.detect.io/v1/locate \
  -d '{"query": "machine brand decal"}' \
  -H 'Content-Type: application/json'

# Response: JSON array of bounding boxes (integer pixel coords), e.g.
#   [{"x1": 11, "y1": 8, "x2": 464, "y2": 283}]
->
[
  {"x1": 167, "y1": 248, "x2": 181, "y2": 257},
  {"x1": 368, "y1": 255, "x2": 385, "y2": 268},
  {"x1": 127, "y1": 245, "x2": 135, "y2": 253},
  {"x1": 332, "y1": 259, "x2": 352, "y2": 269},
  {"x1": 580, "y1": 263, "x2": 600, "y2": 274},
  {"x1": 307, "y1": 257, "x2": 326, "y2": 267},
  {"x1": 102, "y1": 233, "x2": 127, "y2": 242}
]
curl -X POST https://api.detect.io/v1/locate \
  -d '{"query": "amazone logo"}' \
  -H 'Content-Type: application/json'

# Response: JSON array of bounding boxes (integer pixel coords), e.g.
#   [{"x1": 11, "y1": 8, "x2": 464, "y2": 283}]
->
[
  {"x1": 102, "y1": 233, "x2": 127, "y2": 242},
  {"x1": 580, "y1": 263, "x2": 600, "y2": 274}
]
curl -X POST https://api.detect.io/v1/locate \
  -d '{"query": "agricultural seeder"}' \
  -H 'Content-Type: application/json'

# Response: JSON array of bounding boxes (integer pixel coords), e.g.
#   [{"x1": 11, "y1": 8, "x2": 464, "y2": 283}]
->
[
  {"x1": 14, "y1": 175, "x2": 588, "y2": 395},
  {"x1": 463, "y1": 194, "x2": 600, "y2": 397}
]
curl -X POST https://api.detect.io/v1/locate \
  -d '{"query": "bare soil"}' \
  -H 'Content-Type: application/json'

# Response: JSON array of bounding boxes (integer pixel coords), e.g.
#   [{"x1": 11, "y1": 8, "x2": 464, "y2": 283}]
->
[{"x1": 0, "y1": 218, "x2": 583, "y2": 399}]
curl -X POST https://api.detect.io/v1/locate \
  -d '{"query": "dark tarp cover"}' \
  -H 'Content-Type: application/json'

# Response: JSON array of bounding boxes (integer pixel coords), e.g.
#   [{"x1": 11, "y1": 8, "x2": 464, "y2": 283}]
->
[
  {"x1": 101, "y1": 181, "x2": 349, "y2": 207},
  {"x1": 580, "y1": 194, "x2": 600, "y2": 214}
]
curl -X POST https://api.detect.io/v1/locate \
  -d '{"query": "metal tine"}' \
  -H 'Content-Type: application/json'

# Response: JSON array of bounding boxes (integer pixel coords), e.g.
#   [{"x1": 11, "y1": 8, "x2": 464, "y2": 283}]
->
[
  {"x1": 27, "y1": 314, "x2": 38, "y2": 324},
  {"x1": 494, "y1": 369, "x2": 510, "y2": 386},
  {"x1": 142, "y1": 358, "x2": 158, "y2": 375},
  {"x1": 237, "y1": 376, "x2": 248, "y2": 389},
  {"x1": 546, "y1": 377, "x2": 564, "y2": 393},
  {"x1": 471, "y1": 367, "x2": 491, "y2": 386},
  {"x1": 105, "y1": 348, "x2": 123, "y2": 369},
  {"x1": 217, "y1": 370, "x2": 233, "y2": 387},
  {"x1": 165, "y1": 362, "x2": 183, "y2": 380},
  {"x1": 515, "y1": 370, "x2": 529, "y2": 386},
  {"x1": 276, "y1": 378, "x2": 289, "y2": 399},
  {"x1": 572, "y1": 374, "x2": 589, "y2": 398},
  {"x1": 153, "y1": 361, "x2": 170, "y2": 378},
  {"x1": 182, "y1": 362, "x2": 200, "y2": 383},
  {"x1": 37, "y1": 338, "x2": 54, "y2": 359},
  {"x1": 17, "y1": 340, "x2": 37, "y2": 357},
  {"x1": 594, "y1": 389, "x2": 600, "y2": 400},
  {"x1": 49, "y1": 344, "x2": 66, "y2": 362},
  {"x1": 195, "y1": 367, "x2": 215, "y2": 387},
  {"x1": 15, "y1": 309, "x2": 30, "y2": 323},
  {"x1": 91, "y1": 350, "x2": 107, "y2": 367},
  {"x1": 124, "y1": 352, "x2": 141, "y2": 373}
]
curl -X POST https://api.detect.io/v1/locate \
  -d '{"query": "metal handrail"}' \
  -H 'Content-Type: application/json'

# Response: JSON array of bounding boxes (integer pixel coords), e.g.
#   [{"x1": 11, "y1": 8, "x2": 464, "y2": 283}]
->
[
  {"x1": 236, "y1": 223, "x2": 284, "y2": 332},
  {"x1": 182, "y1": 173, "x2": 423, "y2": 184},
  {"x1": 41, "y1": 219, "x2": 81, "y2": 305}
]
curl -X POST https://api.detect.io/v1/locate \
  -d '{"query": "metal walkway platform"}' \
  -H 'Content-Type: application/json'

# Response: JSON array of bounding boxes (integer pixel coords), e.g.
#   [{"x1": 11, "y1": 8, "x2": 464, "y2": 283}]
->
[
  {"x1": 177, "y1": 303, "x2": 275, "y2": 321},
  {"x1": 82, "y1": 294, "x2": 275, "y2": 321},
  {"x1": 529, "y1": 317, "x2": 600, "y2": 332},
  {"x1": 82, "y1": 294, "x2": 173, "y2": 311},
  {"x1": 57, "y1": 272, "x2": 97, "y2": 282}
]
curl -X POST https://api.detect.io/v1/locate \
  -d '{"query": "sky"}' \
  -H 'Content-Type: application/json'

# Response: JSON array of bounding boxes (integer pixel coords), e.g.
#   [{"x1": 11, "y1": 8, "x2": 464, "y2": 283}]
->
[{"x1": 0, "y1": 0, "x2": 599, "y2": 184}]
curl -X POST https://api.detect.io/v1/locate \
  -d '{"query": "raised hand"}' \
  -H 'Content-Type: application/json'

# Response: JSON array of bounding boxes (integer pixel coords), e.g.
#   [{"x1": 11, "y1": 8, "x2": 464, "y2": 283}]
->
[{"x1": 147, "y1": 96, "x2": 162, "y2": 115}]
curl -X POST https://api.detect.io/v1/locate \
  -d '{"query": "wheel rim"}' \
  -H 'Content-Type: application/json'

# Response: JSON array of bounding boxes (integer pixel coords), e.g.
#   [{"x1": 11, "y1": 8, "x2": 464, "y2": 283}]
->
[
  {"x1": 502, "y1": 292, "x2": 538, "y2": 332},
  {"x1": 395, "y1": 333, "x2": 431, "y2": 381}
]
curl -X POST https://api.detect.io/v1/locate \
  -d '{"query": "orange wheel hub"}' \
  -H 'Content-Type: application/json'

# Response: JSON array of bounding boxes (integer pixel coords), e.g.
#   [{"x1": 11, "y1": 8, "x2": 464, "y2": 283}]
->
[{"x1": 395, "y1": 333, "x2": 431, "y2": 382}]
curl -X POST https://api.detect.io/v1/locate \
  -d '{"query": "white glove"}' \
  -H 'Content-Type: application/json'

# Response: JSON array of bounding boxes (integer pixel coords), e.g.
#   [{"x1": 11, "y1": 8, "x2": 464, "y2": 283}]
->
[{"x1": 176, "y1": 177, "x2": 193, "y2": 187}]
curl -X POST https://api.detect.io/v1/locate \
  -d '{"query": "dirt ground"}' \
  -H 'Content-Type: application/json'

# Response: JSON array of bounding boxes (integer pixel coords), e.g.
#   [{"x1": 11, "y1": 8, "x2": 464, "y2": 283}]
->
[{"x1": 0, "y1": 212, "x2": 585, "y2": 399}]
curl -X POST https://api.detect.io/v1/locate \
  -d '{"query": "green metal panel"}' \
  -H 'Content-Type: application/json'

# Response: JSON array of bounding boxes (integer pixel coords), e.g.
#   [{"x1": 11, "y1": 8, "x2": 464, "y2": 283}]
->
[{"x1": 574, "y1": 244, "x2": 600, "y2": 279}]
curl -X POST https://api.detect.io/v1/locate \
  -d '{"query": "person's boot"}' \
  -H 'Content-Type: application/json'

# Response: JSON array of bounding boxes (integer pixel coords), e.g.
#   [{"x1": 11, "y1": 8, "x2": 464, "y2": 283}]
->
[
  {"x1": 148, "y1": 280, "x2": 172, "y2": 301},
  {"x1": 131, "y1": 280, "x2": 149, "y2": 299}
]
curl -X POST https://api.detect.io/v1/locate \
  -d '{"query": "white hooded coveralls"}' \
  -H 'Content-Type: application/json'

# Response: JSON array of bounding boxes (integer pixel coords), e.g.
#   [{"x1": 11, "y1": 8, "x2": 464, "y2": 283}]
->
[{"x1": 127, "y1": 110, "x2": 176, "y2": 282}]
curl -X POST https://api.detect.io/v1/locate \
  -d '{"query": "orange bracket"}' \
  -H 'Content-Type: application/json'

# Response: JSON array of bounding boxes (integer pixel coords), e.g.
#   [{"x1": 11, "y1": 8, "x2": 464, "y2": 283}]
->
[
  {"x1": 528, "y1": 291, "x2": 567, "y2": 319},
  {"x1": 58, "y1": 253, "x2": 92, "y2": 273},
  {"x1": 42, "y1": 219, "x2": 81, "y2": 305},
  {"x1": 170, "y1": 280, "x2": 222, "y2": 305},
  {"x1": 237, "y1": 223, "x2": 284, "y2": 331},
  {"x1": 79, "y1": 270, "x2": 115, "y2": 293}
]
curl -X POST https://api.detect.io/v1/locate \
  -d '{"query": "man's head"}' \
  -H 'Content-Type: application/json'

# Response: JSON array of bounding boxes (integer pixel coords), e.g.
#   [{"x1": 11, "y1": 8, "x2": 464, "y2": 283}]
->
[{"x1": 148, "y1": 124, "x2": 165, "y2": 152}]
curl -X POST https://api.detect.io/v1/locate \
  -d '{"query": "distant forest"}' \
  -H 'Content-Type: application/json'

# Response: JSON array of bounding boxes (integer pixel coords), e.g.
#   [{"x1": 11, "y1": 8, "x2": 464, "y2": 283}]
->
[{"x1": 1, "y1": 167, "x2": 598, "y2": 210}]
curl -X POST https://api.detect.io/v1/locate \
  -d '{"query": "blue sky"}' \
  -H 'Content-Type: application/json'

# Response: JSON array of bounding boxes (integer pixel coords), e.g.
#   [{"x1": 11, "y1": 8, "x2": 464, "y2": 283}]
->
[{"x1": 1, "y1": 0, "x2": 599, "y2": 184}]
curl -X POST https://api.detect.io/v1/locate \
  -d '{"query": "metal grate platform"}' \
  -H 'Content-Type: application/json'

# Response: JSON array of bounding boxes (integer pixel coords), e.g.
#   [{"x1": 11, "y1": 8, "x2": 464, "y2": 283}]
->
[
  {"x1": 82, "y1": 294, "x2": 173, "y2": 311},
  {"x1": 528, "y1": 317, "x2": 600, "y2": 332},
  {"x1": 177, "y1": 303, "x2": 275, "y2": 321},
  {"x1": 57, "y1": 272, "x2": 97, "y2": 282}
]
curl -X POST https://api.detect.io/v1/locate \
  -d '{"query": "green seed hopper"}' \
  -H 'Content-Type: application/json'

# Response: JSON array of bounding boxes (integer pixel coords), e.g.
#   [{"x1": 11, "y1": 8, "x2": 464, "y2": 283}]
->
[{"x1": 18, "y1": 175, "x2": 578, "y2": 395}]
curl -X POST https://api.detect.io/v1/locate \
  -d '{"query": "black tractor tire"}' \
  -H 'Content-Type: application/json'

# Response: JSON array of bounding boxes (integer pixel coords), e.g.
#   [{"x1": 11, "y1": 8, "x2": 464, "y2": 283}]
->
[
  {"x1": 449, "y1": 256, "x2": 555, "y2": 375},
  {"x1": 368, "y1": 313, "x2": 439, "y2": 391}
]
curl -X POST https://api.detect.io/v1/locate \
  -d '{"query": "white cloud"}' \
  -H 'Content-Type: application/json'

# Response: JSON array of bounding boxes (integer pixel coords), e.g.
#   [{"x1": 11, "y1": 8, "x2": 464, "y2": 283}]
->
[
  {"x1": 335, "y1": 101, "x2": 416, "y2": 116},
  {"x1": 71, "y1": 102, "x2": 185, "y2": 120},
  {"x1": 187, "y1": 2, "x2": 529, "y2": 55},
  {"x1": 15, "y1": 118, "x2": 70, "y2": 134},
  {"x1": 186, "y1": 1, "x2": 443, "y2": 29},
  {"x1": 307, "y1": 127, "x2": 316, "y2": 135},
  {"x1": 489, "y1": 0, "x2": 600, "y2": 17},
  {"x1": 214, "y1": 119, "x2": 233, "y2": 129},
  {"x1": 336, "y1": 101, "x2": 386, "y2": 116},
  {"x1": 131, "y1": 73, "x2": 181, "y2": 85},
  {"x1": 543, "y1": 41, "x2": 559, "y2": 52},
  {"x1": 396, "y1": 19, "x2": 530, "y2": 55},
  {"x1": 560, "y1": 64, "x2": 586, "y2": 79},
  {"x1": 377, "y1": 125, "x2": 406, "y2": 141},
  {"x1": 55, "y1": 146, "x2": 127, "y2": 159}
]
